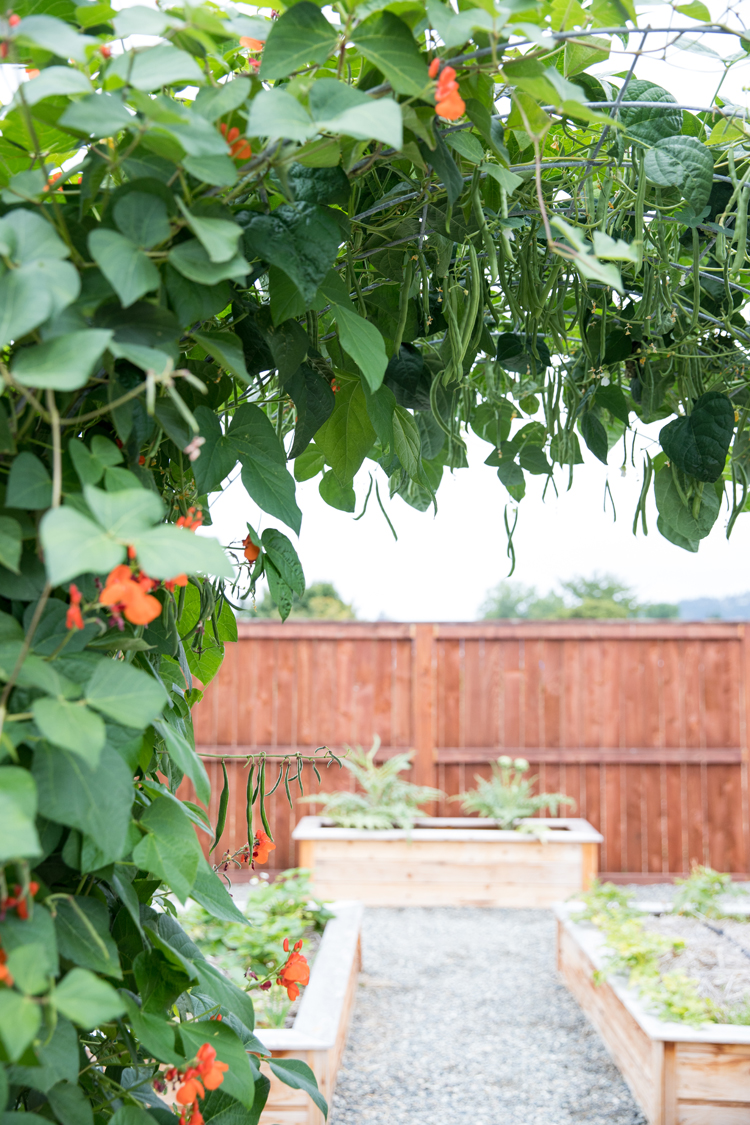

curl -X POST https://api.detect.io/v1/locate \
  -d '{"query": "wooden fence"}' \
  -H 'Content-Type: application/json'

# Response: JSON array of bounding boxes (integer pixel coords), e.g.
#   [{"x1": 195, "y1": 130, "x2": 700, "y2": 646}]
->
[{"x1": 193, "y1": 621, "x2": 750, "y2": 881}]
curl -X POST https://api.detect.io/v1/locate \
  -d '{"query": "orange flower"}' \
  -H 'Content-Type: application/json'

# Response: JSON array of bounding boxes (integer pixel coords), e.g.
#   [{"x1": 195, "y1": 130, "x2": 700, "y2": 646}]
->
[
  {"x1": 66, "y1": 583, "x2": 84, "y2": 631},
  {"x1": 252, "y1": 828, "x2": 275, "y2": 865},
  {"x1": 164, "y1": 574, "x2": 188, "y2": 593},
  {"x1": 0, "y1": 961, "x2": 13, "y2": 987},
  {"x1": 25, "y1": 66, "x2": 39, "y2": 78},
  {"x1": 176, "y1": 1077, "x2": 205, "y2": 1106},
  {"x1": 276, "y1": 949, "x2": 310, "y2": 1001},
  {"x1": 100, "y1": 44, "x2": 111, "y2": 57},
  {"x1": 196, "y1": 1043, "x2": 229, "y2": 1090},
  {"x1": 436, "y1": 91, "x2": 465, "y2": 120},
  {"x1": 177, "y1": 506, "x2": 203, "y2": 531},
  {"x1": 8, "y1": 13, "x2": 20, "y2": 25},
  {"x1": 240, "y1": 35, "x2": 263, "y2": 50},
  {"x1": 100, "y1": 564, "x2": 162, "y2": 626},
  {"x1": 242, "y1": 533, "x2": 260, "y2": 563},
  {"x1": 428, "y1": 57, "x2": 440, "y2": 78},
  {"x1": 434, "y1": 63, "x2": 465, "y2": 120},
  {"x1": 219, "y1": 122, "x2": 252, "y2": 161}
]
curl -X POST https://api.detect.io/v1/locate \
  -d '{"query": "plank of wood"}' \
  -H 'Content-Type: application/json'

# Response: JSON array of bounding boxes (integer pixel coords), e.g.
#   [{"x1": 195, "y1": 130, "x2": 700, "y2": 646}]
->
[
  {"x1": 432, "y1": 747, "x2": 743, "y2": 764},
  {"x1": 675, "y1": 1042, "x2": 750, "y2": 1102},
  {"x1": 677, "y1": 1106, "x2": 750, "y2": 1125},
  {"x1": 307, "y1": 880, "x2": 586, "y2": 907},
  {"x1": 412, "y1": 624, "x2": 435, "y2": 789},
  {"x1": 557, "y1": 921, "x2": 659, "y2": 1121}
]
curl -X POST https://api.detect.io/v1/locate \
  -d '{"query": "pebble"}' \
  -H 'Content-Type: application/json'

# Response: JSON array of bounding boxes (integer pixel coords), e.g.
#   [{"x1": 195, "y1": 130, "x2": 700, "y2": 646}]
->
[{"x1": 329, "y1": 906, "x2": 647, "y2": 1125}]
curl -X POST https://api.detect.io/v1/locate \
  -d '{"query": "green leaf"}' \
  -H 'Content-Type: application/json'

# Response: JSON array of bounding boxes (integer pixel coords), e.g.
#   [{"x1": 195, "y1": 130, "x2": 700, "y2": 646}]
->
[
  {"x1": 295, "y1": 445, "x2": 326, "y2": 482},
  {"x1": 654, "y1": 467, "x2": 721, "y2": 542},
  {"x1": 351, "y1": 12, "x2": 429, "y2": 98},
  {"x1": 54, "y1": 896, "x2": 121, "y2": 979},
  {"x1": 107, "y1": 43, "x2": 203, "y2": 92},
  {"x1": 46, "y1": 1080, "x2": 94, "y2": 1125},
  {"x1": 59, "y1": 93, "x2": 133, "y2": 138},
  {"x1": 192, "y1": 408, "x2": 237, "y2": 494},
  {"x1": 656, "y1": 513, "x2": 699, "y2": 552},
  {"x1": 676, "y1": 1, "x2": 710, "y2": 19},
  {"x1": 179, "y1": 1021, "x2": 257, "y2": 1110},
  {"x1": 0, "y1": 517, "x2": 22, "y2": 574},
  {"x1": 32, "y1": 745, "x2": 133, "y2": 867},
  {"x1": 392, "y1": 406, "x2": 422, "y2": 479},
  {"x1": 183, "y1": 155, "x2": 238, "y2": 187},
  {"x1": 32, "y1": 699, "x2": 106, "y2": 765},
  {"x1": 132, "y1": 797, "x2": 202, "y2": 903},
  {"x1": 644, "y1": 135, "x2": 714, "y2": 212},
  {"x1": 230, "y1": 406, "x2": 302, "y2": 534},
  {"x1": 619, "y1": 79, "x2": 683, "y2": 144},
  {"x1": 88, "y1": 230, "x2": 160, "y2": 309},
  {"x1": 194, "y1": 960, "x2": 256, "y2": 1032},
  {"x1": 259, "y1": 2, "x2": 338, "y2": 81},
  {"x1": 308, "y1": 79, "x2": 403, "y2": 148},
  {"x1": 154, "y1": 719, "x2": 210, "y2": 806},
  {"x1": 130, "y1": 525, "x2": 233, "y2": 580},
  {"x1": 6, "y1": 452, "x2": 51, "y2": 510},
  {"x1": 52, "y1": 968, "x2": 125, "y2": 1027},
  {"x1": 579, "y1": 412, "x2": 609, "y2": 464},
  {"x1": 285, "y1": 363, "x2": 334, "y2": 459},
  {"x1": 0, "y1": 260, "x2": 79, "y2": 350},
  {"x1": 659, "y1": 392, "x2": 734, "y2": 482},
  {"x1": 5, "y1": 1017, "x2": 78, "y2": 1093},
  {"x1": 194, "y1": 78, "x2": 252, "y2": 121},
  {"x1": 121, "y1": 995, "x2": 179, "y2": 1066},
  {"x1": 265, "y1": 557, "x2": 293, "y2": 620},
  {"x1": 497, "y1": 459, "x2": 525, "y2": 500},
  {"x1": 0, "y1": 992, "x2": 41, "y2": 1061},
  {"x1": 319, "y1": 470, "x2": 355, "y2": 512},
  {"x1": 316, "y1": 379, "x2": 376, "y2": 484},
  {"x1": 418, "y1": 128, "x2": 464, "y2": 207},
  {"x1": 16, "y1": 66, "x2": 92, "y2": 107},
  {"x1": 86, "y1": 659, "x2": 167, "y2": 729},
  {"x1": 240, "y1": 203, "x2": 341, "y2": 304},
  {"x1": 11, "y1": 330, "x2": 113, "y2": 391},
  {"x1": 0, "y1": 767, "x2": 41, "y2": 862},
  {"x1": 269, "y1": 1059, "x2": 327, "y2": 1118},
  {"x1": 595, "y1": 383, "x2": 631, "y2": 424},
  {"x1": 246, "y1": 88, "x2": 315, "y2": 143},
  {"x1": 168, "y1": 239, "x2": 249, "y2": 285},
  {"x1": 189, "y1": 855, "x2": 248, "y2": 923},
  {"x1": 16, "y1": 15, "x2": 94, "y2": 62},
  {"x1": 39, "y1": 507, "x2": 125, "y2": 586},
  {"x1": 176, "y1": 201, "x2": 243, "y2": 264},
  {"x1": 192, "y1": 331, "x2": 249, "y2": 382},
  {"x1": 261, "y1": 528, "x2": 305, "y2": 596},
  {"x1": 445, "y1": 131, "x2": 485, "y2": 164},
  {"x1": 114, "y1": 193, "x2": 171, "y2": 250},
  {"x1": 332, "y1": 304, "x2": 388, "y2": 392}
]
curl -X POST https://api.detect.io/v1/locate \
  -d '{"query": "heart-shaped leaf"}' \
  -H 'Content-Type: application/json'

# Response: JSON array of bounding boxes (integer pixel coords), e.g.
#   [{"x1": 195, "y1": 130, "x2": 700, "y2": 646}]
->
[{"x1": 659, "y1": 392, "x2": 733, "y2": 482}]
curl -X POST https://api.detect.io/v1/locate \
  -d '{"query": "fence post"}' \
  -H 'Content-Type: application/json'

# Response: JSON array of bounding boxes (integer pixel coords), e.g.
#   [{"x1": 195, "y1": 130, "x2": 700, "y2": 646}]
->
[{"x1": 412, "y1": 623, "x2": 435, "y2": 789}]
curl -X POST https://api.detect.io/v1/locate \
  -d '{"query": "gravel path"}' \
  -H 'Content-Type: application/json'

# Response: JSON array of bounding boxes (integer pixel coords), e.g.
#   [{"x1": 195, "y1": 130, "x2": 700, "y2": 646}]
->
[{"x1": 329, "y1": 906, "x2": 647, "y2": 1125}]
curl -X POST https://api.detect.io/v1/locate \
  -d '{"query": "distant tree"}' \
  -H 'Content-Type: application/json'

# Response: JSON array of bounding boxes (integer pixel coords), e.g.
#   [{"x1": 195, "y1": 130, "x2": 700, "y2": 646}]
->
[
  {"x1": 481, "y1": 574, "x2": 679, "y2": 620},
  {"x1": 248, "y1": 582, "x2": 356, "y2": 620}
]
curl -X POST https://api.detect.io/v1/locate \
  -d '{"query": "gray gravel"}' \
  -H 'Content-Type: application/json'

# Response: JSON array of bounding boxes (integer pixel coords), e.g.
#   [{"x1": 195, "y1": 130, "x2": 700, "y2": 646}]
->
[{"x1": 329, "y1": 907, "x2": 647, "y2": 1125}]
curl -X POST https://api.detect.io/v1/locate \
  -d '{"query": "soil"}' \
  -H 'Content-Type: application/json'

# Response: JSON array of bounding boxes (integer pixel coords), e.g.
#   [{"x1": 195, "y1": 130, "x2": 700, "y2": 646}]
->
[{"x1": 642, "y1": 912, "x2": 750, "y2": 1014}]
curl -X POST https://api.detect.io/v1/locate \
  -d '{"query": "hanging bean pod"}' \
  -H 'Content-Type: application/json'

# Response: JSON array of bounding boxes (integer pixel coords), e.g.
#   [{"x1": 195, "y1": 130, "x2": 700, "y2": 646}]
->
[{"x1": 210, "y1": 759, "x2": 229, "y2": 854}]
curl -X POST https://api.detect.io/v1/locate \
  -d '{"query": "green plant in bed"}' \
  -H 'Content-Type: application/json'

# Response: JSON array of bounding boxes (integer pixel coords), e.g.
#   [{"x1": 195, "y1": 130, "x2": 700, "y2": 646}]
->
[
  {"x1": 673, "y1": 864, "x2": 744, "y2": 919},
  {"x1": 183, "y1": 869, "x2": 333, "y2": 1027},
  {"x1": 457, "y1": 756, "x2": 575, "y2": 829},
  {"x1": 301, "y1": 737, "x2": 444, "y2": 830}
]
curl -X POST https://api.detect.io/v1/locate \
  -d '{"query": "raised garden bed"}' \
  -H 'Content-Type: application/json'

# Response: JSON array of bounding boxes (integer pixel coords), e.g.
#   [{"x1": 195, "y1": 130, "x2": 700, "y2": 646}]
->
[
  {"x1": 556, "y1": 901, "x2": 750, "y2": 1124},
  {"x1": 294, "y1": 816, "x2": 602, "y2": 907},
  {"x1": 255, "y1": 900, "x2": 363, "y2": 1124}
]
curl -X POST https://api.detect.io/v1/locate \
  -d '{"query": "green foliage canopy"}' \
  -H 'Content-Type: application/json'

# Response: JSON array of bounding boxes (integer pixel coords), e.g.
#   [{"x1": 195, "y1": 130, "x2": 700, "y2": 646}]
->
[{"x1": 0, "y1": 0, "x2": 748, "y2": 1118}]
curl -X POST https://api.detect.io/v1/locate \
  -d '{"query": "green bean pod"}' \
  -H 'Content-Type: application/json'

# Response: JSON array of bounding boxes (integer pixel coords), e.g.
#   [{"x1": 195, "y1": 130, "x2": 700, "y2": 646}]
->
[
  {"x1": 246, "y1": 763, "x2": 255, "y2": 851},
  {"x1": 259, "y1": 758, "x2": 273, "y2": 841},
  {"x1": 210, "y1": 759, "x2": 229, "y2": 854},
  {"x1": 391, "y1": 256, "x2": 415, "y2": 355},
  {"x1": 730, "y1": 182, "x2": 749, "y2": 282},
  {"x1": 634, "y1": 151, "x2": 646, "y2": 274}
]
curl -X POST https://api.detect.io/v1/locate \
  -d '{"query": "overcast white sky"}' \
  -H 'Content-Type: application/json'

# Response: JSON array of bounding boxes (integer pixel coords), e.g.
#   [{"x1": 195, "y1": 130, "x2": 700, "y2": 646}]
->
[{"x1": 203, "y1": 1, "x2": 750, "y2": 620}]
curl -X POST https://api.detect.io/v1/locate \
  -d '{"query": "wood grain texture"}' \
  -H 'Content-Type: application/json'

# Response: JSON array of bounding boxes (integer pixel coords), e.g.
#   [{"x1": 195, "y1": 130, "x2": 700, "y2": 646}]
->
[
  {"x1": 191, "y1": 623, "x2": 750, "y2": 874},
  {"x1": 557, "y1": 916, "x2": 750, "y2": 1125}
]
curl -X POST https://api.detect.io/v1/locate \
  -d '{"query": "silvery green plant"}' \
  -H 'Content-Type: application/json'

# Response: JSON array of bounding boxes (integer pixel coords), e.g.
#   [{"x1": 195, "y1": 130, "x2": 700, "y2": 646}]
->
[{"x1": 458, "y1": 756, "x2": 574, "y2": 829}]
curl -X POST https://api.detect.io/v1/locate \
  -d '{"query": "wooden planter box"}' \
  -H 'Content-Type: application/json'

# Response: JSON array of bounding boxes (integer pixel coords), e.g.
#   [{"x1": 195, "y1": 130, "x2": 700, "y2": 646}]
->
[
  {"x1": 254, "y1": 900, "x2": 363, "y2": 1125},
  {"x1": 556, "y1": 903, "x2": 750, "y2": 1124},
  {"x1": 293, "y1": 816, "x2": 602, "y2": 907}
]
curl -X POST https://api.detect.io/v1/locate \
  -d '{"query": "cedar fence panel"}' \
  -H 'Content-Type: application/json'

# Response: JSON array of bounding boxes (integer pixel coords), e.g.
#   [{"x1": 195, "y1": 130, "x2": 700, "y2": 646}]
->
[{"x1": 192, "y1": 621, "x2": 750, "y2": 881}]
